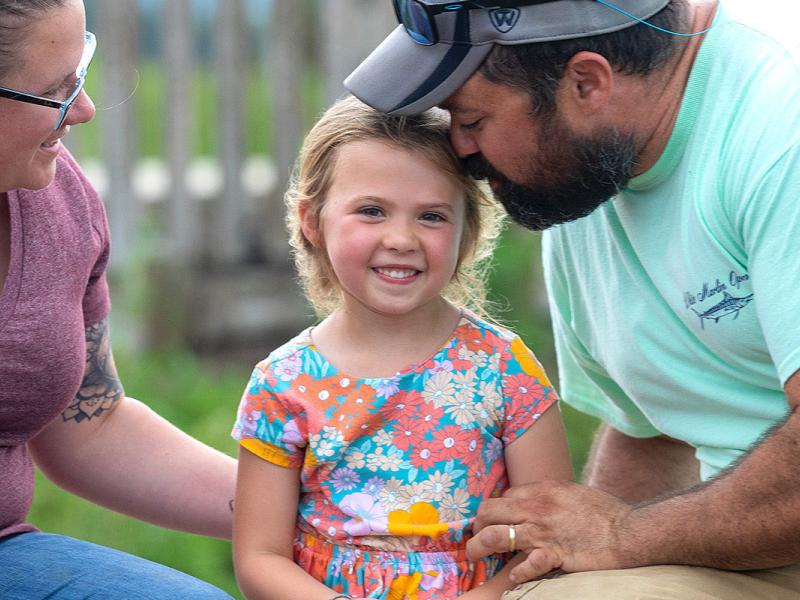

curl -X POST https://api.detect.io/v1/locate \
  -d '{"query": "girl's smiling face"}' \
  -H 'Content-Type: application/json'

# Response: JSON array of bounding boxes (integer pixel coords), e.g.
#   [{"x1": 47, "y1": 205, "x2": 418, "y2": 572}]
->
[{"x1": 305, "y1": 139, "x2": 465, "y2": 319}]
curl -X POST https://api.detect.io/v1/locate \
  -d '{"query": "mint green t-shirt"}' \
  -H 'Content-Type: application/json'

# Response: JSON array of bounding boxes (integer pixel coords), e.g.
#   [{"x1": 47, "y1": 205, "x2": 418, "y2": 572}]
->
[{"x1": 543, "y1": 4, "x2": 800, "y2": 480}]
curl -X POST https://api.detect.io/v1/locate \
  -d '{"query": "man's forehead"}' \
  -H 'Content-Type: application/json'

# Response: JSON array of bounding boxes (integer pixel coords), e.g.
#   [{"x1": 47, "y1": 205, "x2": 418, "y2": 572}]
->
[{"x1": 438, "y1": 74, "x2": 486, "y2": 113}]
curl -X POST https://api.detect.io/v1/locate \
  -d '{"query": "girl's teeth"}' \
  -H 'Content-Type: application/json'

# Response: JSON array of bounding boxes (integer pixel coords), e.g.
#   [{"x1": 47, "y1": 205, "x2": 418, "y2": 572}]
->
[{"x1": 376, "y1": 268, "x2": 416, "y2": 279}]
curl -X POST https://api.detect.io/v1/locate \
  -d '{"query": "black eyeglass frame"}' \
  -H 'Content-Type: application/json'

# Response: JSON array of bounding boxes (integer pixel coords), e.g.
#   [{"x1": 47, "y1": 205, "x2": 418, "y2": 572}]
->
[
  {"x1": 0, "y1": 31, "x2": 96, "y2": 130},
  {"x1": 392, "y1": 0, "x2": 558, "y2": 46}
]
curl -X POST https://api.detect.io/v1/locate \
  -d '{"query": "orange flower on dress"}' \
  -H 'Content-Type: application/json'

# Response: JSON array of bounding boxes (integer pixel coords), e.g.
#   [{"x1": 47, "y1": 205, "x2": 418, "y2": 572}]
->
[
  {"x1": 509, "y1": 338, "x2": 552, "y2": 386},
  {"x1": 292, "y1": 373, "x2": 338, "y2": 411},
  {"x1": 391, "y1": 414, "x2": 427, "y2": 452},
  {"x1": 503, "y1": 373, "x2": 547, "y2": 406},
  {"x1": 380, "y1": 390, "x2": 422, "y2": 420},
  {"x1": 331, "y1": 382, "x2": 380, "y2": 441},
  {"x1": 410, "y1": 441, "x2": 438, "y2": 471},
  {"x1": 431, "y1": 425, "x2": 473, "y2": 462},
  {"x1": 388, "y1": 502, "x2": 449, "y2": 538},
  {"x1": 458, "y1": 323, "x2": 495, "y2": 354},
  {"x1": 243, "y1": 388, "x2": 275, "y2": 417},
  {"x1": 387, "y1": 572, "x2": 424, "y2": 600}
]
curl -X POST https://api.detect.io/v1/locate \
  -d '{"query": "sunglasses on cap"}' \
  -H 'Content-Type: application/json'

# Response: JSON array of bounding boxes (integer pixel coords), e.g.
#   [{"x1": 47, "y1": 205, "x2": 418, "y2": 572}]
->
[{"x1": 393, "y1": 0, "x2": 556, "y2": 46}]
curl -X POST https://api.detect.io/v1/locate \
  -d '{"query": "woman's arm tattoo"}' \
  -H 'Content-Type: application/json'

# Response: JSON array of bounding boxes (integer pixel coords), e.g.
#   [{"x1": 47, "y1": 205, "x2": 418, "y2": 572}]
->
[{"x1": 62, "y1": 318, "x2": 124, "y2": 423}]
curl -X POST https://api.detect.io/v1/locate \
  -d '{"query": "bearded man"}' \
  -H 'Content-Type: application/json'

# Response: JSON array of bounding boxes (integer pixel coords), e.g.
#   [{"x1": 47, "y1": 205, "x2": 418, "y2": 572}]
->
[{"x1": 345, "y1": 1, "x2": 800, "y2": 598}]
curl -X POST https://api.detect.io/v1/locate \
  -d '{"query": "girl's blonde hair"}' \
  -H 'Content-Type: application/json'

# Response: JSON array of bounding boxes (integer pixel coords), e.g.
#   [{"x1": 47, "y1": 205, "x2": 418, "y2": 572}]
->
[{"x1": 286, "y1": 95, "x2": 505, "y2": 318}]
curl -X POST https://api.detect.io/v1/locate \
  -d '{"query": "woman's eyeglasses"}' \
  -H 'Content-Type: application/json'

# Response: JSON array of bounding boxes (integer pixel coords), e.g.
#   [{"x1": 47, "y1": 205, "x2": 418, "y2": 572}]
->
[{"x1": 0, "y1": 31, "x2": 96, "y2": 130}]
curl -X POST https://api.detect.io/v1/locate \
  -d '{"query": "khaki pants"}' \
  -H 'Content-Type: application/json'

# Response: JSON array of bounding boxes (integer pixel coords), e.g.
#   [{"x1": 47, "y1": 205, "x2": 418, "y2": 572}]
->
[{"x1": 502, "y1": 564, "x2": 800, "y2": 599}]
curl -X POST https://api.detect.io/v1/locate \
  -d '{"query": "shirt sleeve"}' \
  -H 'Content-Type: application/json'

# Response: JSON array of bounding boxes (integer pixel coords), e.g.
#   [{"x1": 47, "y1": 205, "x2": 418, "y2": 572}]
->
[
  {"x1": 231, "y1": 360, "x2": 307, "y2": 468},
  {"x1": 737, "y1": 140, "x2": 800, "y2": 385},
  {"x1": 59, "y1": 149, "x2": 111, "y2": 327},
  {"x1": 543, "y1": 232, "x2": 661, "y2": 438},
  {"x1": 82, "y1": 227, "x2": 110, "y2": 327},
  {"x1": 499, "y1": 336, "x2": 560, "y2": 446}
]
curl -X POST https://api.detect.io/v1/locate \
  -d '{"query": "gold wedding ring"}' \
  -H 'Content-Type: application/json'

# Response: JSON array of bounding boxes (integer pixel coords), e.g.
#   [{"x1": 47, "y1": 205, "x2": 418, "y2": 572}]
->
[{"x1": 508, "y1": 524, "x2": 517, "y2": 552}]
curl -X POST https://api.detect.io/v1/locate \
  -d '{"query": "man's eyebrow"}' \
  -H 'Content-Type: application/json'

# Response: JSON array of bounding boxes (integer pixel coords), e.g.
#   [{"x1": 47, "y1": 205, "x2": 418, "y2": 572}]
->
[{"x1": 438, "y1": 100, "x2": 475, "y2": 116}]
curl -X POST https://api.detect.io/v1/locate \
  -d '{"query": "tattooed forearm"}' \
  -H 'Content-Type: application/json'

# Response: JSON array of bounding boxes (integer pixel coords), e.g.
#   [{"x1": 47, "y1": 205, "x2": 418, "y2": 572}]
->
[{"x1": 62, "y1": 318, "x2": 124, "y2": 423}]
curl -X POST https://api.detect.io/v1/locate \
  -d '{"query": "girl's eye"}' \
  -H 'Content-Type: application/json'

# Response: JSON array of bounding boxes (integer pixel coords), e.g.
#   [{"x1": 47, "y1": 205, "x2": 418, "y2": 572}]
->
[
  {"x1": 421, "y1": 212, "x2": 446, "y2": 223},
  {"x1": 359, "y1": 206, "x2": 384, "y2": 218}
]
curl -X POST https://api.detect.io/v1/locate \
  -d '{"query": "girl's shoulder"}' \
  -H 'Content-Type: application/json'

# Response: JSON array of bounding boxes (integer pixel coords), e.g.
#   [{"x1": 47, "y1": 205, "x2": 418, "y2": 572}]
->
[
  {"x1": 254, "y1": 327, "x2": 314, "y2": 370},
  {"x1": 456, "y1": 309, "x2": 520, "y2": 349}
]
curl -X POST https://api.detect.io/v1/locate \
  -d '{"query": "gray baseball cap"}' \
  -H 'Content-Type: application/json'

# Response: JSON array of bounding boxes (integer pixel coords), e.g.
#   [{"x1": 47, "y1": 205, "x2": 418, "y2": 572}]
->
[{"x1": 345, "y1": 0, "x2": 671, "y2": 115}]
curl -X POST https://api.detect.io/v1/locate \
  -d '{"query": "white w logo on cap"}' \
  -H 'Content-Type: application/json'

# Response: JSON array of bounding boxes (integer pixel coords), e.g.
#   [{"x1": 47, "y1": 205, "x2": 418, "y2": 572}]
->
[{"x1": 489, "y1": 8, "x2": 521, "y2": 33}]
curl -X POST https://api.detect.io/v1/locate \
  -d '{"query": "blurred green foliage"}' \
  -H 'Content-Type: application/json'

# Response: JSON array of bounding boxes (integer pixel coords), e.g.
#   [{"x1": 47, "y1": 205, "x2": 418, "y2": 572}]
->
[{"x1": 75, "y1": 60, "x2": 325, "y2": 158}]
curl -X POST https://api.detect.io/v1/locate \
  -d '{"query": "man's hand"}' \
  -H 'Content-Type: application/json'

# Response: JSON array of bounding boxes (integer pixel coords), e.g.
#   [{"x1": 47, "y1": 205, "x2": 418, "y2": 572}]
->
[{"x1": 466, "y1": 481, "x2": 634, "y2": 583}]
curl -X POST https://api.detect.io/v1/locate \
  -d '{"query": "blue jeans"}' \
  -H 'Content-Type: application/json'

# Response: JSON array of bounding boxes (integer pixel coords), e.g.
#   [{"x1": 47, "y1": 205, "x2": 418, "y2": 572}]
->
[{"x1": 0, "y1": 532, "x2": 234, "y2": 599}]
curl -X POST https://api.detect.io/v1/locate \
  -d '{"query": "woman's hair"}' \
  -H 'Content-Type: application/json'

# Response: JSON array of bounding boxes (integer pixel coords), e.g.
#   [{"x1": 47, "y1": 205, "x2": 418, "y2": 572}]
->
[
  {"x1": 480, "y1": 0, "x2": 688, "y2": 115},
  {"x1": 0, "y1": 0, "x2": 68, "y2": 77},
  {"x1": 286, "y1": 95, "x2": 505, "y2": 318}
]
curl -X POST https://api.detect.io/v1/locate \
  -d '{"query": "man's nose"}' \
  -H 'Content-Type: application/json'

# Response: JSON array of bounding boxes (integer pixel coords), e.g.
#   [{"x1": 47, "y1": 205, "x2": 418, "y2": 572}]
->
[{"x1": 449, "y1": 125, "x2": 480, "y2": 158}]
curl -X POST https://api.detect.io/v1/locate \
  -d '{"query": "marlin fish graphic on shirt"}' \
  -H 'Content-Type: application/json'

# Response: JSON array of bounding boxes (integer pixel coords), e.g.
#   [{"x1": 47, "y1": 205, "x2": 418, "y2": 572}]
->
[
  {"x1": 691, "y1": 291, "x2": 754, "y2": 329},
  {"x1": 683, "y1": 271, "x2": 754, "y2": 329}
]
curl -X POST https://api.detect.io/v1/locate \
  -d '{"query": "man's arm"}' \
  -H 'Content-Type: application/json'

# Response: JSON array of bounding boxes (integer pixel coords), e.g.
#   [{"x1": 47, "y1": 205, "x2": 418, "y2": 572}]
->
[
  {"x1": 467, "y1": 370, "x2": 800, "y2": 582},
  {"x1": 583, "y1": 425, "x2": 700, "y2": 503},
  {"x1": 29, "y1": 318, "x2": 237, "y2": 539}
]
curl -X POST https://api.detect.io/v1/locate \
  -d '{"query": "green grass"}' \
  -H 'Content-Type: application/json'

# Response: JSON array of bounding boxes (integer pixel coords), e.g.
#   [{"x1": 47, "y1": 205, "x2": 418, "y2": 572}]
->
[{"x1": 27, "y1": 351, "x2": 247, "y2": 597}]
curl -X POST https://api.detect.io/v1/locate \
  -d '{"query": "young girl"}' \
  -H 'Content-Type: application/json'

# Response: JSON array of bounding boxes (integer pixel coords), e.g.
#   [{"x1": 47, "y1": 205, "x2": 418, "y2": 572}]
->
[{"x1": 231, "y1": 96, "x2": 573, "y2": 600}]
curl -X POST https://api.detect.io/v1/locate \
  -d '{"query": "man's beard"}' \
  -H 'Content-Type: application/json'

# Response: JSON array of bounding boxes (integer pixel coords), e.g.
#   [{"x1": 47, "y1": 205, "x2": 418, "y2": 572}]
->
[{"x1": 464, "y1": 113, "x2": 639, "y2": 231}]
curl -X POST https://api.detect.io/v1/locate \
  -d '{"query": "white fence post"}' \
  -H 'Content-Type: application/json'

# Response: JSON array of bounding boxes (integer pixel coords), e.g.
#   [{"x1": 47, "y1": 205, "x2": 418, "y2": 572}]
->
[
  {"x1": 320, "y1": 0, "x2": 396, "y2": 106},
  {"x1": 163, "y1": 0, "x2": 195, "y2": 262},
  {"x1": 81, "y1": 2, "x2": 405, "y2": 350},
  {"x1": 213, "y1": 0, "x2": 247, "y2": 264},
  {"x1": 267, "y1": 0, "x2": 306, "y2": 260},
  {"x1": 98, "y1": 0, "x2": 139, "y2": 269}
]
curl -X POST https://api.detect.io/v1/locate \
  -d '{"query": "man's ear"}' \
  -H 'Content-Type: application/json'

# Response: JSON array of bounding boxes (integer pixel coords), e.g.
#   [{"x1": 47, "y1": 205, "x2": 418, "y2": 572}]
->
[
  {"x1": 558, "y1": 51, "x2": 614, "y2": 119},
  {"x1": 299, "y1": 202, "x2": 321, "y2": 247}
]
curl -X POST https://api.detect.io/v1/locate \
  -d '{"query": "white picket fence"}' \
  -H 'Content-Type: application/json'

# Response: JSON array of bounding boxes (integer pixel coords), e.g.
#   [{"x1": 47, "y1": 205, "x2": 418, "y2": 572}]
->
[
  {"x1": 77, "y1": 0, "x2": 396, "y2": 350},
  {"x1": 84, "y1": 0, "x2": 394, "y2": 268}
]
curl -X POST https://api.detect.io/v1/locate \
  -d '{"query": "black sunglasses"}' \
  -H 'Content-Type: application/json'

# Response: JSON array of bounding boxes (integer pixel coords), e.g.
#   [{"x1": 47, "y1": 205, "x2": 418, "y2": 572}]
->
[{"x1": 392, "y1": 0, "x2": 557, "y2": 45}]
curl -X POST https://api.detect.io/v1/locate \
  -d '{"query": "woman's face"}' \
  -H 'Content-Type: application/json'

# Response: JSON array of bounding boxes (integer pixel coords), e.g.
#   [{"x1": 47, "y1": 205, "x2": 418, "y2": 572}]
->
[{"x1": 0, "y1": 0, "x2": 95, "y2": 193}]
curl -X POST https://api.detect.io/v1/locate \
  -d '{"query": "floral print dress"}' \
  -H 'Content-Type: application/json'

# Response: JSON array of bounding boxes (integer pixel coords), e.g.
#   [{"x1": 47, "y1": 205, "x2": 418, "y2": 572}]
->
[{"x1": 231, "y1": 311, "x2": 558, "y2": 599}]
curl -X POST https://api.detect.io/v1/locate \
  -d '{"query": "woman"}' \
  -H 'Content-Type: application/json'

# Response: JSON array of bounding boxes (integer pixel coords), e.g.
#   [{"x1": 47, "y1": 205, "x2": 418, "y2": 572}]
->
[{"x1": 0, "y1": 1, "x2": 235, "y2": 597}]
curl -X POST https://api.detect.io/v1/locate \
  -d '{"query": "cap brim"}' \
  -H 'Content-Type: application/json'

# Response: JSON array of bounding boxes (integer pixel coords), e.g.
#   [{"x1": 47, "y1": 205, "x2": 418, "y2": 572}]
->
[
  {"x1": 346, "y1": 0, "x2": 672, "y2": 116},
  {"x1": 345, "y1": 25, "x2": 492, "y2": 116}
]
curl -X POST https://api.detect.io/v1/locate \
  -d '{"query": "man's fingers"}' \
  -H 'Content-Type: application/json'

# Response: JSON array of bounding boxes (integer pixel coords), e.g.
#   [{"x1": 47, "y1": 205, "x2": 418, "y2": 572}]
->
[
  {"x1": 475, "y1": 481, "x2": 569, "y2": 532},
  {"x1": 473, "y1": 497, "x2": 515, "y2": 532},
  {"x1": 466, "y1": 523, "x2": 520, "y2": 561},
  {"x1": 510, "y1": 547, "x2": 562, "y2": 584}
]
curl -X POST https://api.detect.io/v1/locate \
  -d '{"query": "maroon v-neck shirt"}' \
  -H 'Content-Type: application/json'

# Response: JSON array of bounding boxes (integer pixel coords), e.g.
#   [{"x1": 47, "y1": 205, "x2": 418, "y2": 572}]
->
[{"x1": 0, "y1": 148, "x2": 110, "y2": 538}]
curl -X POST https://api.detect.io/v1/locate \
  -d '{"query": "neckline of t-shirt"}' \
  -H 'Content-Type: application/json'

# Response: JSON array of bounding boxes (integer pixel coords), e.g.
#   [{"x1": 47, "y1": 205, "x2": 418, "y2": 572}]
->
[
  {"x1": 627, "y1": 3, "x2": 723, "y2": 192},
  {"x1": 304, "y1": 308, "x2": 469, "y2": 381},
  {"x1": 0, "y1": 189, "x2": 23, "y2": 334}
]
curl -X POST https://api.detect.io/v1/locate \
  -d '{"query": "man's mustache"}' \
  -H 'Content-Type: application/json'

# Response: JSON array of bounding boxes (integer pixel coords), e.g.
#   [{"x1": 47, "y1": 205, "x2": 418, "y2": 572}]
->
[{"x1": 463, "y1": 153, "x2": 508, "y2": 183}]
